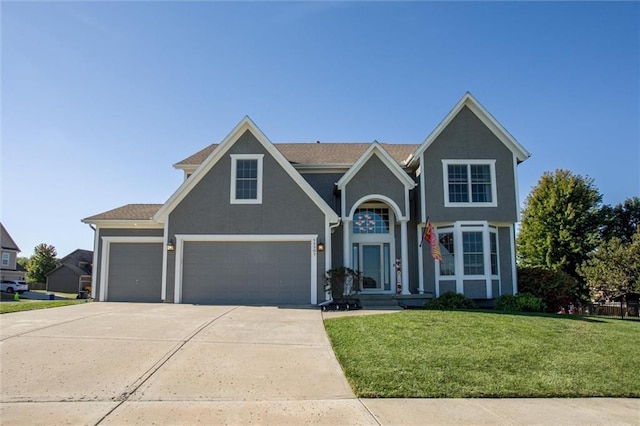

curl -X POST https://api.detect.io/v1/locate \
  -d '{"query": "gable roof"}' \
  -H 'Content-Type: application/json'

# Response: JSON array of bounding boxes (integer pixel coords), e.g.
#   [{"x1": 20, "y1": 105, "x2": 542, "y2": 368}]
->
[
  {"x1": 337, "y1": 142, "x2": 416, "y2": 190},
  {"x1": 47, "y1": 249, "x2": 93, "y2": 277},
  {"x1": 0, "y1": 223, "x2": 20, "y2": 252},
  {"x1": 174, "y1": 142, "x2": 418, "y2": 169},
  {"x1": 154, "y1": 116, "x2": 340, "y2": 223},
  {"x1": 411, "y1": 92, "x2": 531, "y2": 163},
  {"x1": 82, "y1": 204, "x2": 163, "y2": 223}
]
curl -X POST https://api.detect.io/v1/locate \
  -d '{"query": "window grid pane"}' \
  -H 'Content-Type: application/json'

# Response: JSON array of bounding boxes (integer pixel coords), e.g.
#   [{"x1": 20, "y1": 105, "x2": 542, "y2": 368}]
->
[
  {"x1": 448, "y1": 165, "x2": 469, "y2": 202},
  {"x1": 490, "y1": 232, "x2": 498, "y2": 275},
  {"x1": 353, "y1": 208, "x2": 390, "y2": 234},
  {"x1": 471, "y1": 164, "x2": 492, "y2": 203},
  {"x1": 463, "y1": 232, "x2": 484, "y2": 275},
  {"x1": 235, "y1": 159, "x2": 258, "y2": 200},
  {"x1": 438, "y1": 232, "x2": 455, "y2": 276}
]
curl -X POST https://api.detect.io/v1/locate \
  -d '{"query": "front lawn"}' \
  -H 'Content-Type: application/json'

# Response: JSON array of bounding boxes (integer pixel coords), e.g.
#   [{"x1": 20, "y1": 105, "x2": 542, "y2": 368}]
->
[
  {"x1": 0, "y1": 299, "x2": 87, "y2": 314},
  {"x1": 324, "y1": 310, "x2": 639, "y2": 398}
]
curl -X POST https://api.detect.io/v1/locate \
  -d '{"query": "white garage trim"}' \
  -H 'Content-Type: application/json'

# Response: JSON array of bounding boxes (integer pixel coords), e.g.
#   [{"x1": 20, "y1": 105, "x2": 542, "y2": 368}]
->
[
  {"x1": 99, "y1": 236, "x2": 163, "y2": 301},
  {"x1": 173, "y1": 234, "x2": 318, "y2": 305}
]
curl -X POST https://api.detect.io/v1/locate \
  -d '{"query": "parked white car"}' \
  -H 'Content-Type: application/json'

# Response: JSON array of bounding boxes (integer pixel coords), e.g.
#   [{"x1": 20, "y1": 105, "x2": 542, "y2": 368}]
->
[{"x1": 0, "y1": 280, "x2": 28, "y2": 294}]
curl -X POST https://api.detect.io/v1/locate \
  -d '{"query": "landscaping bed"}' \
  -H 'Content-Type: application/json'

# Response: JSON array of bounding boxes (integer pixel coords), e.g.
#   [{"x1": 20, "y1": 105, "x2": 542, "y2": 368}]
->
[{"x1": 324, "y1": 310, "x2": 640, "y2": 398}]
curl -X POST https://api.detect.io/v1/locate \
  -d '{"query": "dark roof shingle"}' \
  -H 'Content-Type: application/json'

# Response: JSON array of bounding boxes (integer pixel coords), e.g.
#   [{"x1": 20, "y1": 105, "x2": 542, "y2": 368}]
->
[
  {"x1": 83, "y1": 204, "x2": 163, "y2": 221},
  {"x1": 175, "y1": 143, "x2": 418, "y2": 167}
]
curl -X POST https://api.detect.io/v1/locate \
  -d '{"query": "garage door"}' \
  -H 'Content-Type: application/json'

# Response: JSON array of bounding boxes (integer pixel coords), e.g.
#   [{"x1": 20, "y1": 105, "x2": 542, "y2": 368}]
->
[
  {"x1": 181, "y1": 241, "x2": 311, "y2": 305},
  {"x1": 107, "y1": 242, "x2": 163, "y2": 302}
]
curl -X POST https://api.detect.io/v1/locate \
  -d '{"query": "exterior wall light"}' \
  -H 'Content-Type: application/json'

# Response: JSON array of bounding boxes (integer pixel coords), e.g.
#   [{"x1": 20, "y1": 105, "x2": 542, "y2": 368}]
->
[
  {"x1": 167, "y1": 239, "x2": 175, "y2": 251},
  {"x1": 317, "y1": 242, "x2": 325, "y2": 252}
]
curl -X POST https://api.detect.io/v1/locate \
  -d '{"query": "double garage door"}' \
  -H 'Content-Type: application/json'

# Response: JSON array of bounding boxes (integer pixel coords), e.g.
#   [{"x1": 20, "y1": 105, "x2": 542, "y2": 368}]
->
[
  {"x1": 180, "y1": 241, "x2": 311, "y2": 305},
  {"x1": 104, "y1": 237, "x2": 313, "y2": 305}
]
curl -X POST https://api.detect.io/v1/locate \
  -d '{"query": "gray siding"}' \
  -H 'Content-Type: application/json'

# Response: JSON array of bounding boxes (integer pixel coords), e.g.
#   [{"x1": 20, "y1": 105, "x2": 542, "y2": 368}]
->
[
  {"x1": 498, "y1": 226, "x2": 515, "y2": 295},
  {"x1": 345, "y1": 155, "x2": 407, "y2": 217},
  {"x1": 94, "y1": 228, "x2": 164, "y2": 302},
  {"x1": 300, "y1": 173, "x2": 342, "y2": 213},
  {"x1": 47, "y1": 267, "x2": 81, "y2": 294},
  {"x1": 167, "y1": 130, "x2": 327, "y2": 303},
  {"x1": 440, "y1": 280, "x2": 456, "y2": 294},
  {"x1": 423, "y1": 106, "x2": 517, "y2": 223},
  {"x1": 463, "y1": 280, "x2": 487, "y2": 299}
]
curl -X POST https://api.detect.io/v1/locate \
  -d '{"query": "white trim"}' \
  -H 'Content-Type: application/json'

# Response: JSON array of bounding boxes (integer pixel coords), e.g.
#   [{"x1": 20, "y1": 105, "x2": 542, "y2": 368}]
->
[
  {"x1": 442, "y1": 160, "x2": 497, "y2": 208},
  {"x1": 91, "y1": 226, "x2": 100, "y2": 299},
  {"x1": 154, "y1": 116, "x2": 339, "y2": 224},
  {"x1": 81, "y1": 220, "x2": 164, "y2": 229},
  {"x1": 342, "y1": 218, "x2": 351, "y2": 268},
  {"x1": 337, "y1": 142, "x2": 416, "y2": 191},
  {"x1": 417, "y1": 224, "x2": 424, "y2": 294},
  {"x1": 99, "y1": 236, "x2": 164, "y2": 302},
  {"x1": 347, "y1": 194, "x2": 406, "y2": 221},
  {"x1": 400, "y1": 220, "x2": 410, "y2": 295},
  {"x1": 412, "y1": 92, "x2": 530, "y2": 164},
  {"x1": 173, "y1": 234, "x2": 318, "y2": 305},
  {"x1": 230, "y1": 154, "x2": 264, "y2": 204},
  {"x1": 510, "y1": 224, "x2": 518, "y2": 294},
  {"x1": 420, "y1": 153, "x2": 426, "y2": 224},
  {"x1": 161, "y1": 220, "x2": 169, "y2": 301}
]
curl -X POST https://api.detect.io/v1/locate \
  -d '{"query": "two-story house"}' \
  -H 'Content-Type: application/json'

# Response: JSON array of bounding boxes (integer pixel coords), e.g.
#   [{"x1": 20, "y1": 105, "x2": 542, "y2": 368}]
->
[
  {"x1": 0, "y1": 223, "x2": 26, "y2": 282},
  {"x1": 82, "y1": 93, "x2": 530, "y2": 305}
]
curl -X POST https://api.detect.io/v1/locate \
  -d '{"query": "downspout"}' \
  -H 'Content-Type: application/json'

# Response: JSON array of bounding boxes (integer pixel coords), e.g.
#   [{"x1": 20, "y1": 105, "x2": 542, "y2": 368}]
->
[{"x1": 87, "y1": 224, "x2": 98, "y2": 300}]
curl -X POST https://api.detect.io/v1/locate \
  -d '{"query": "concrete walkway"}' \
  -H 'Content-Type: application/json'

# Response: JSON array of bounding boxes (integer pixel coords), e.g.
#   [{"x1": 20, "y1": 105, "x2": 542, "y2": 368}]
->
[{"x1": 1, "y1": 303, "x2": 637, "y2": 425}]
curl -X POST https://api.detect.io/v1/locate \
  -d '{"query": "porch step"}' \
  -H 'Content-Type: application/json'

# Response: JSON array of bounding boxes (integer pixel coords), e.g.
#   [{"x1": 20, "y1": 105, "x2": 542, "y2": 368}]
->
[{"x1": 357, "y1": 294, "x2": 399, "y2": 308}]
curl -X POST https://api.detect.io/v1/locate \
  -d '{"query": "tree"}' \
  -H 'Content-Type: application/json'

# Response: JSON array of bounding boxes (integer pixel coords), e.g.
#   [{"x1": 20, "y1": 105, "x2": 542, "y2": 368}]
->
[
  {"x1": 16, "y1": 257, "x2": 29, "y2": 268},
  {"x1": 600, "y1": 196, "x2": 640, "y2": 244},
  {"x1": 516, "y1": 170, "x2": 602, "y2": 301},
  {"x1": 26, "y1": 244, "x2": 58, "y2": 284},
  {"x1": 578, "y1": 231, "x2": 640, "y2": 301}
]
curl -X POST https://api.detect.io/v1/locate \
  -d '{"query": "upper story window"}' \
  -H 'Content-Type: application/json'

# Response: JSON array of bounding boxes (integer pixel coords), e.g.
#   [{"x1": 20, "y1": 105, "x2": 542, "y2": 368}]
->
[
  {"x1": 1, "y1": 252, "x2": 9, "y2": 266},
  {"x1": 230, "y1": 154, "x2": 263, "y2": 204},
  {"x1": 443, "y1": 160, "x2": 497, "y2": 207},
  {"x1": 353, "y1": 208, "x2": 390, "y2": 234}
]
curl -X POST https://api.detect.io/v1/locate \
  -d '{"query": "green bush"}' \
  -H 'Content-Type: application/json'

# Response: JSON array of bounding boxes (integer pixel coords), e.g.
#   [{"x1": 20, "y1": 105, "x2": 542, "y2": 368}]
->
[
  {"x1": 496, "y1": 293, "x2": 546, "y2": 312},
  {"x1": 518, "y1": 267, "x2": 578, "y2": 313},
  {"x1": 425, "y1": 292, "x2": 476, "y2": 310}
]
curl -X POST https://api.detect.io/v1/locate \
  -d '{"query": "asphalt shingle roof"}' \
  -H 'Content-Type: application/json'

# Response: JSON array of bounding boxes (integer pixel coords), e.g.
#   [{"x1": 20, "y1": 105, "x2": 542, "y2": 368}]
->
[
  {"x1": 175, "y1": 143, "x2": 419, "y2": 167},
  {"x1": 83, "y1": 204, "x2": 163, "y2": 221}
]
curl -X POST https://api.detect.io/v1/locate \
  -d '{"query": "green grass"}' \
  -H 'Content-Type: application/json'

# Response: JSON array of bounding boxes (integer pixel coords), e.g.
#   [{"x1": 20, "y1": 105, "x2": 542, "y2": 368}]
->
[
  {"x1": 0, "y1": 299, "x2": 88, "y2": 314},
  {"x1": 324, "y1": 310, "x2": 640, "y2": 398}
]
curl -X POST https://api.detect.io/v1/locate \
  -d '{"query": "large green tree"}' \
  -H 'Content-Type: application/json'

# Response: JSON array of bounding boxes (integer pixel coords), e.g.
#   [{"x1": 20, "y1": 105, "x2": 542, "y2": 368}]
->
[
  {"x1": 578, "y1": 231, "x2": 640, "y2": 300},
  {"x1": 600, "y1": 196, "x2": 640, "y2": 244},
  {"x1": 516, "y1": 170, "x2": 602, "y2": 300},
  {"x1": 26, "y1": 243, "x2": 58, "y2": 284}
]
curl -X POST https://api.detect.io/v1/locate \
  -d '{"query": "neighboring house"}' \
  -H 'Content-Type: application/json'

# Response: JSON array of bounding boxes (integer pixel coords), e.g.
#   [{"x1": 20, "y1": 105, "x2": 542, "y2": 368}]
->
[
  {"x1": 0, "y1": 223, "x2": 26, "y2": 282},
  {"x1": 46, "y1": 249, "x2": 93, "y2": 294},
  {"x1": 82, "y1": 92, "x2": 530, "y2": 305}
]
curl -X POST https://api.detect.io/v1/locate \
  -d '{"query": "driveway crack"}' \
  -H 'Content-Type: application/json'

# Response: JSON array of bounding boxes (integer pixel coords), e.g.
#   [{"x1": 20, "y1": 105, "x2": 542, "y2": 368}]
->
[{"x1": 94, "y1": 306, "x2": 239, "y2": 425}]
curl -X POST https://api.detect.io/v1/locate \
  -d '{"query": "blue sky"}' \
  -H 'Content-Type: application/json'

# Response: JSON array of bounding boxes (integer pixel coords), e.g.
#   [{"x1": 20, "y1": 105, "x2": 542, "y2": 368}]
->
[{"x1": 2, "y1": 1, "x2": 639, "y2": 258}]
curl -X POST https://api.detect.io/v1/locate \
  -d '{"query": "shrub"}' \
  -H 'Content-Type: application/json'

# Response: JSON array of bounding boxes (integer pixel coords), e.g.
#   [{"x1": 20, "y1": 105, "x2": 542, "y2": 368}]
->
[
  {"x1": 496, "y1": 293, "x2": 546, "y2": 312},
  {"x1": 518, "y1": 267, "x2": 578, "y2": 313},
  {"x1": 425, "y1": 292, "x2": 476, "y2": 310}
]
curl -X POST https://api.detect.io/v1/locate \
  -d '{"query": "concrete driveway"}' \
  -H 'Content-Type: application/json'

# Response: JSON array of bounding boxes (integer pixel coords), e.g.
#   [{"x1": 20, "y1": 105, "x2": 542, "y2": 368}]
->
[
  {"x1": 1, "y1": 303, "x2": 377, "y2": 425},
  {"x1": 2, "y1": 303, "x2": 638, "y2": 425}
]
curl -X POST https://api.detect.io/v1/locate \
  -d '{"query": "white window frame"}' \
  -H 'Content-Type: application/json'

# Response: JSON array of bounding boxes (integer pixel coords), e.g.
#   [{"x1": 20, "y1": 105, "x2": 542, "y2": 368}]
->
[
  {"x1": 442, "y1": 160, "x2": 497, "y2": 207},
  {"x1": 230, "y1": 154, "x2": 264, "y2": 204},
  {"x1": 434, "y1": 221, "x2": 499, "y2": 298},
  {"x1": 1, "y1": 252, "x2": 9, "y2": 266}
]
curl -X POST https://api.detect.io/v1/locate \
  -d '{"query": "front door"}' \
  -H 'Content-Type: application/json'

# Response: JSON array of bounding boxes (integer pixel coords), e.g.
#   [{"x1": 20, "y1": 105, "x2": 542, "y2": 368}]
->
[{"x1": 362, "y1": 244, "x2": 382, "y2": 290}]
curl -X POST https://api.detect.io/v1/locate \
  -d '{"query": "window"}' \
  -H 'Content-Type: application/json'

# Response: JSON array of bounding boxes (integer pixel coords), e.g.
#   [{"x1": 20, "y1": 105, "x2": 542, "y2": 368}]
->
[
  {"x1": 438, "y1": 231, "x2": 455, "y2": 276},
  {"x1": 1, "y1": 253, "x2": 9, "y2": 266},
  {"x1": 463, "y1": 232, "x2": 484, "y2": 275},
  {"x1": 443, "y1": 160, "x2": 497, "y2": 207},
  {"x1": 490, "y1": 232, "x2": 498, "y2": 275},
  {"x1": 435, "y1": 223, "x2": 500, "y2": 278},
  {"x1": 353, "y1": 208, "x2": 390, "y2": 234},
  {"x1": 230, "y1": 154, "x2": 263, "y2": 204}
]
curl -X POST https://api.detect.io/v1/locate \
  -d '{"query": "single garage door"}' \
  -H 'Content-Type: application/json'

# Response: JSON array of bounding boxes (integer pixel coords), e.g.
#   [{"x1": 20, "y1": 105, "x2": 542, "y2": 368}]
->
[
  {"x1": 181, "y1": 241, "x2": 311, "y2": 305},
  {"x1": 107, "y1": 243, "x2": 163, "y2": 302}
]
